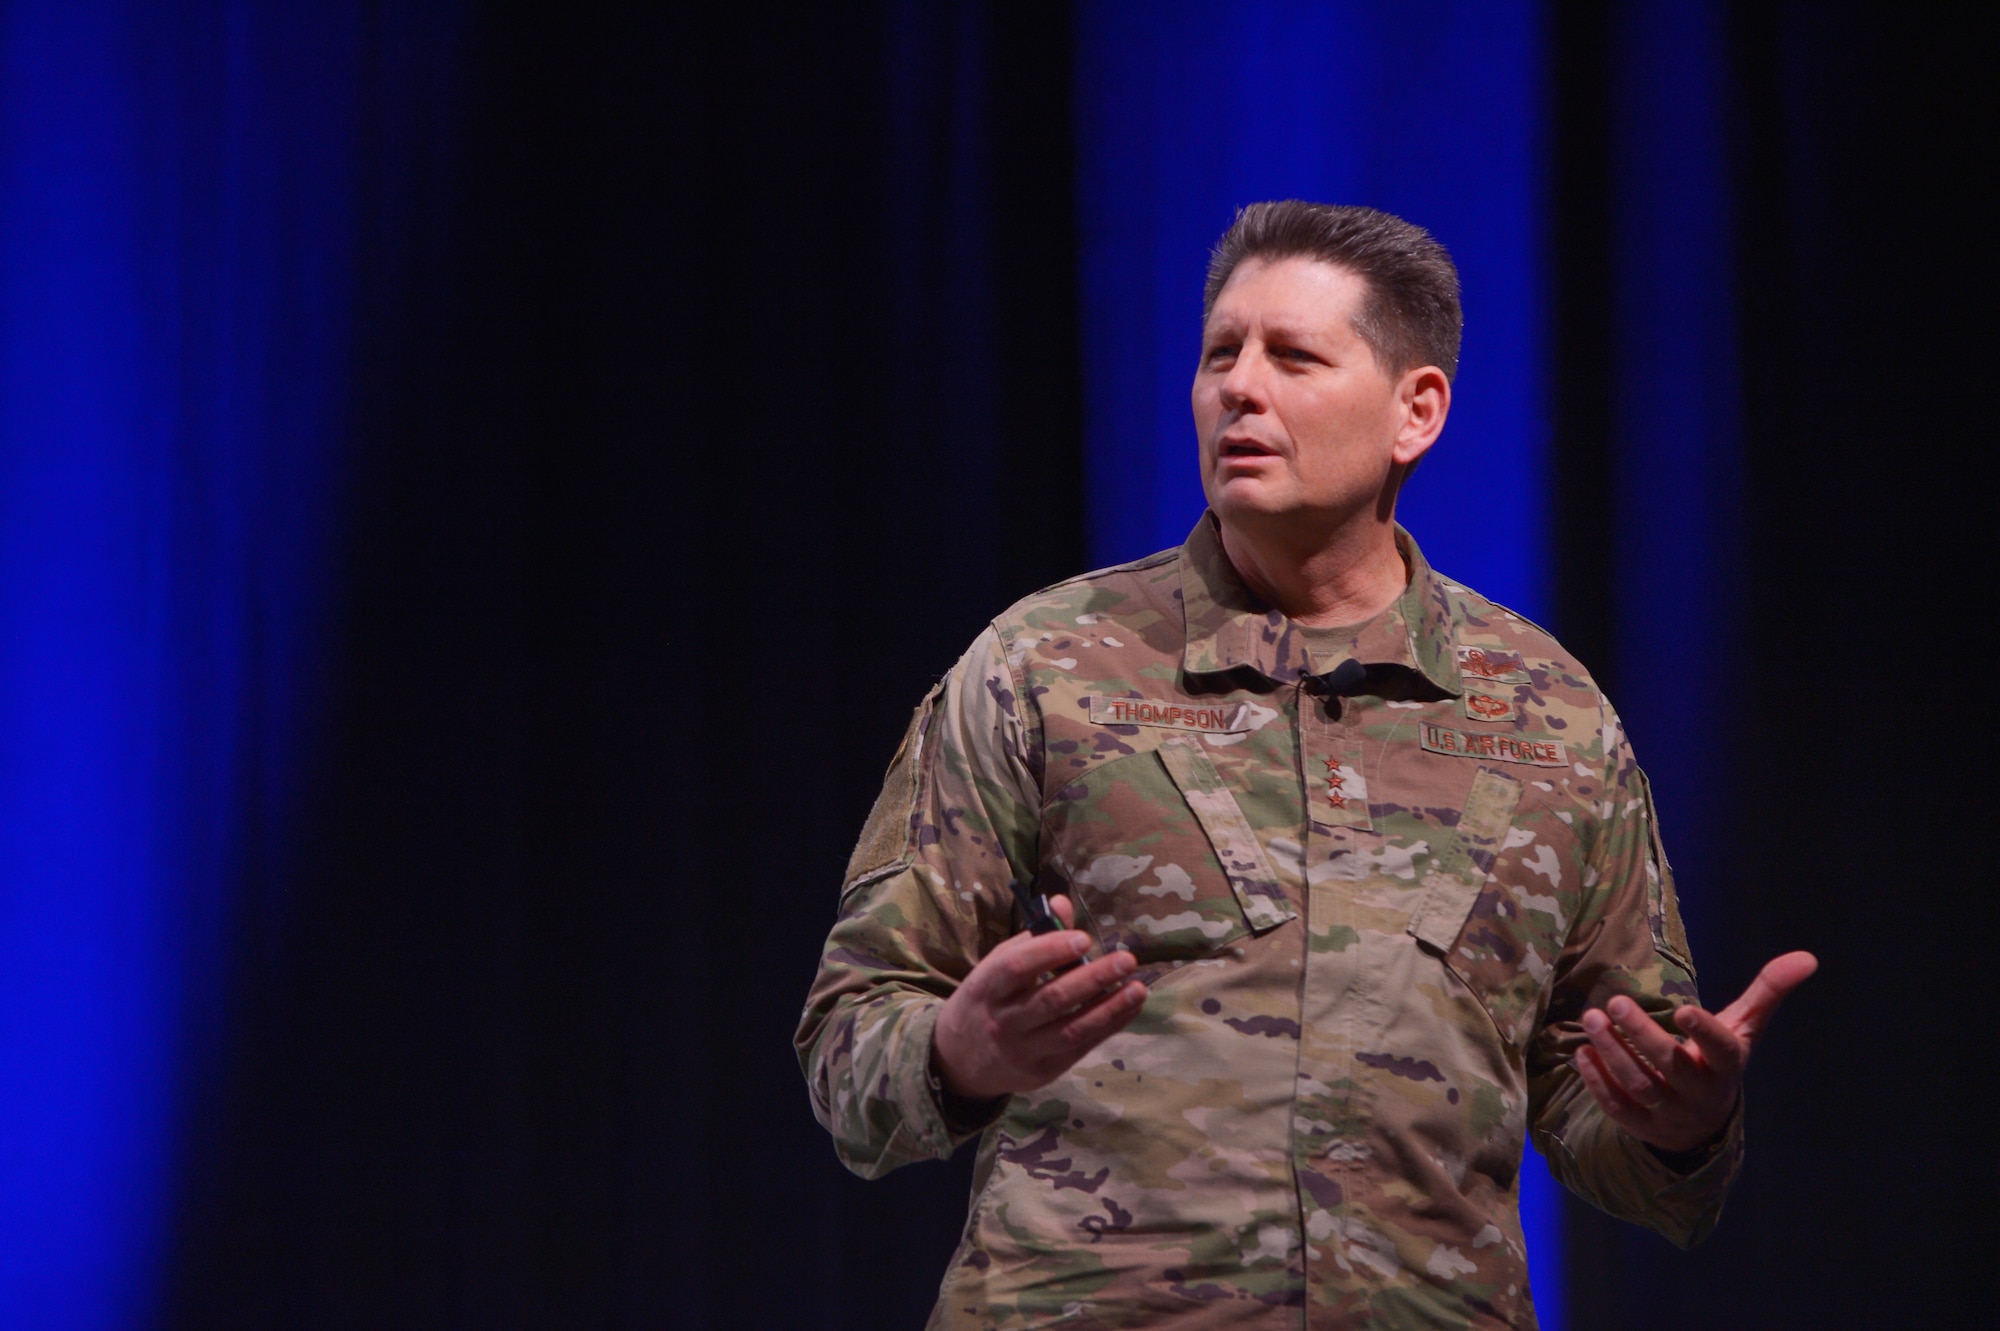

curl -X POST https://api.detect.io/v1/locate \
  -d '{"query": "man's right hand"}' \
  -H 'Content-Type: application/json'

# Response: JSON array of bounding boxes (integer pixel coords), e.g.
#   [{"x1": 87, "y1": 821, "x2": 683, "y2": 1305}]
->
[{"x1": 931, "y1": 895, "x2": 1149, "y2": 1101}]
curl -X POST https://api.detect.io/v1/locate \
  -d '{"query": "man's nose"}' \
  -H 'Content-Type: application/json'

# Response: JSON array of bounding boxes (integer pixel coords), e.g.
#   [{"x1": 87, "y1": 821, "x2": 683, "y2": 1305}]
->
[{"x1": 1219, "y1": 349, "x2": 1267, "y2": 411}]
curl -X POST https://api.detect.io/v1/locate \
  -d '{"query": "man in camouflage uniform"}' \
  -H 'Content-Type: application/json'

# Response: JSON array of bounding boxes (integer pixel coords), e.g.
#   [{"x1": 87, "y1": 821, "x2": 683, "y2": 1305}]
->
[{"x1": 797, "y1": 202, "x2": 1815, "y2": 1329}]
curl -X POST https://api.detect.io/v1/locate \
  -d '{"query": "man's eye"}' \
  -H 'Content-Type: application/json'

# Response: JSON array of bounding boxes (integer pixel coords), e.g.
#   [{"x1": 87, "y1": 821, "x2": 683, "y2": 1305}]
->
[{"x1": 1204, "y1": 345, "x2": 1239, "y2": 366}]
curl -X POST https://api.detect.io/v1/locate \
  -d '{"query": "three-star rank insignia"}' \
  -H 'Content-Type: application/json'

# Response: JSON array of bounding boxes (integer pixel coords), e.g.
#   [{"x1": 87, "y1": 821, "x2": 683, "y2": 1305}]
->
[{"x1": 1323, "y1": 756, "x2": 1349, "y2": 809}]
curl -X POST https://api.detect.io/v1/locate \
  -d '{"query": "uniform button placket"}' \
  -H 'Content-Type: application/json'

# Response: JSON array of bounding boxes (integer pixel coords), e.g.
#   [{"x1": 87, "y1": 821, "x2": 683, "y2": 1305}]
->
[{"x1": 1294, "y1": 674, "x2": 1371, "y2": 1302}]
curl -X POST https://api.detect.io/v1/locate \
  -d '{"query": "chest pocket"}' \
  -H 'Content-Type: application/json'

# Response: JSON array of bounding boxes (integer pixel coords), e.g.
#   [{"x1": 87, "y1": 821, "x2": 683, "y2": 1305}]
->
[
  {"x1": 1407, "y1": 767, "x2": 1539, "y2": 1047},
  {"x1": 1044, "y1": 738, "x2": 1296, "y2": 964}
]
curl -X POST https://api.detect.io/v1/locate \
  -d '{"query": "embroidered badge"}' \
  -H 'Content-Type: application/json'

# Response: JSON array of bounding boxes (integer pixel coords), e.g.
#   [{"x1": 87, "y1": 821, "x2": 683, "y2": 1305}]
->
[
  {"x1": 1457, "y1": 646, "x2": 1530, "y2": 683},
  {"x1": 1462, "y1": 690, "x2": 1517, "y2": 723},
  {"x1": 1420, "y1": 722, "x2": 1567, "y2": 768},
  {"x1": 1089, "y1": 696, "x2": 1254, "y2": 734}
]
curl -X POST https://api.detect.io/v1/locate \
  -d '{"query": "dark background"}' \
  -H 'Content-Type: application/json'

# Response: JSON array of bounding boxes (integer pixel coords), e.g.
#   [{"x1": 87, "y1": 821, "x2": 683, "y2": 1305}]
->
[{"x1": 158, "y1": 3, "x2": 1987, "y2": 1326}]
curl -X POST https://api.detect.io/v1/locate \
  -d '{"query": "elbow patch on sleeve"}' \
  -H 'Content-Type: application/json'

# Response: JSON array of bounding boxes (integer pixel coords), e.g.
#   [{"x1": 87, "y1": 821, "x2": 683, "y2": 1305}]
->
[{"x1": 843, "y1": 679, "x2": 945, "y2": 891}]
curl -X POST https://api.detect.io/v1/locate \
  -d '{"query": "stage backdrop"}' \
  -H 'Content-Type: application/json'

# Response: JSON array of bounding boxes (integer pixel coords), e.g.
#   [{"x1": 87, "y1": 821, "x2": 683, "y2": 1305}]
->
[
  {"x1": 1, "y1": 4, "x2": 465, "y2": 1324},
  {"x1": 0, "y1": 2, "x2": 1985, "y2": 1328}
]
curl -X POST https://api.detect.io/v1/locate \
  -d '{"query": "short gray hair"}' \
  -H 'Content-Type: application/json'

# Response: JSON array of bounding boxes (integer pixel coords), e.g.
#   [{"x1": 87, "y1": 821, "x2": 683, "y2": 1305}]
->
[{"x1": 1203, "y1": 201, "x2": 1462, "y2": 382}]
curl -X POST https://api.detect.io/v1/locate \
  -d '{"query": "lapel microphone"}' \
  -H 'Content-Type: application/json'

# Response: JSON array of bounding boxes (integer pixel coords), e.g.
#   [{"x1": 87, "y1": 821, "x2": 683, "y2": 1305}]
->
[{"x1": 1314, "y1": 657, "x2": 1370, "y2": 696}]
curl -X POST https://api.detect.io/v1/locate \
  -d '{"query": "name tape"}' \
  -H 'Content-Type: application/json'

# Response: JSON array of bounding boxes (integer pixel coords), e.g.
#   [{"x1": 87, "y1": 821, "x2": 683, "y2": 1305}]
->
[{"x1": 1089, "y1": 696, "x2": 1252, "y2": 734}]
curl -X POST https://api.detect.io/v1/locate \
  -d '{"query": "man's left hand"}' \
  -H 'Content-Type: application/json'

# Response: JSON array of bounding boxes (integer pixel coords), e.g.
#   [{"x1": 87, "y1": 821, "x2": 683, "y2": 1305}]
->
[{"x1": 1574, "y1": 950, "x2": 1819, "y2": 1154}]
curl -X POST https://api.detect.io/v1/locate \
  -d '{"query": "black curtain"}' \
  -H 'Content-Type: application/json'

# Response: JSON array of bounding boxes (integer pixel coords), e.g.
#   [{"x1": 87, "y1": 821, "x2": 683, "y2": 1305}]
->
[
  {"x1": 1553, "y1": 3, "x2": 1988, "y2": 1327},
  {"x1": 165, "y1": 4, "x2": 1080, "y2": 1327},
  {"x1": 164, "y1": 3, "x2": 1986, "y2": 1326}
]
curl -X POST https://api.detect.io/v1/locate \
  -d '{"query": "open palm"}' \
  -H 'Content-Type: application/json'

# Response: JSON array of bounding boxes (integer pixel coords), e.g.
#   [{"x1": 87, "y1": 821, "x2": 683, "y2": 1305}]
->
[{"x1": 1575, "y1": 951, "x2": 1819, "y2": 1153}]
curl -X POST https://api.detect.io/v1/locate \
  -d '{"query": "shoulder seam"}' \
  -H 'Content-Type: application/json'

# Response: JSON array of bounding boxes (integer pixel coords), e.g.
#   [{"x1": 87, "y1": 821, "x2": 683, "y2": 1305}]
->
[
  {"x1": 979, "y1": 619, "x2": 1047, "y2": 806},
  {"x1": 1437, "y1": 578, "x2": 1603, "y2": 693}
]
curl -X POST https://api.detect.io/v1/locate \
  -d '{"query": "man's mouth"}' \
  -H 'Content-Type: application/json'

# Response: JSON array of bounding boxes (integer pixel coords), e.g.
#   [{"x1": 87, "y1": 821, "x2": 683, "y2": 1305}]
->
[{"x1": 1220, "y1": 438, "x2": 1276, "y2": 459}]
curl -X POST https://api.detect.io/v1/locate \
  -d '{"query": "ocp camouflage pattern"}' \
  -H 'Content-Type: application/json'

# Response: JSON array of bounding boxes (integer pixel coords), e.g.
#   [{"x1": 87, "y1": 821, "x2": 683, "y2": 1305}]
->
[{"x1": 798, "y1": 516, "x2": 1741, "y2": 1329}]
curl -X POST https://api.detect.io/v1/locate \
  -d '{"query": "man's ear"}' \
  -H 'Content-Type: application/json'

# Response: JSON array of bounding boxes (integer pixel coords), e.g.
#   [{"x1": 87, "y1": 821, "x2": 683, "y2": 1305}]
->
[{"x1": 1392, "y1": 365, "x2": 1451, "y2": 467}]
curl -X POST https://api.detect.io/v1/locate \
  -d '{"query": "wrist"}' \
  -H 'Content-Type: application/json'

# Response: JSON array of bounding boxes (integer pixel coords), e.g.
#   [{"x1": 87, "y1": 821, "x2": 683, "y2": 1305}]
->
[
  {"x1": 1645, "y1": 1134, "x2": 1723, "y2": 1174},
  {"x1": 1641, "y1": 1095, "x2": 1740, "y2": 1173},
  {"x1": 927, "y1": 1035, "x2": 1006, "y2": 1134}
]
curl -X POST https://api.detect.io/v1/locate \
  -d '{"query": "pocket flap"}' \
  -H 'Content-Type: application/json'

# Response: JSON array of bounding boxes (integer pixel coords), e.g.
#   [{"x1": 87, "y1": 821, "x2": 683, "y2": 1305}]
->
[
  {"x1": 1408, "y1": 766, "x2": 1522, "y2": 952},
  {"x1": 1155, "y1": 738, "x2": 1297, "y2": 934}
]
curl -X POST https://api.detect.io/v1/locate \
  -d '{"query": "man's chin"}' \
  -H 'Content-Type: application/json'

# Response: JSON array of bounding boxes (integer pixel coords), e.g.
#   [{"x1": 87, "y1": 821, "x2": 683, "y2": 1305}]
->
[
  {"x1": 1208, "y1": 485, "x2": 1300, "y2": 527},
  {"x1": 1211, "y1": 493, "x2": 1383, "y2": 551}
]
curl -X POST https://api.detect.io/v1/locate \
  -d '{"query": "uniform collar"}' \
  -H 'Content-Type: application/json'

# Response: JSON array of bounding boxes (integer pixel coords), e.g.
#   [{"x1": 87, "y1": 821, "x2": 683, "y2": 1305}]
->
[{"x1": 1178, "y1": 513, "x2": 1464, "y2": 695}]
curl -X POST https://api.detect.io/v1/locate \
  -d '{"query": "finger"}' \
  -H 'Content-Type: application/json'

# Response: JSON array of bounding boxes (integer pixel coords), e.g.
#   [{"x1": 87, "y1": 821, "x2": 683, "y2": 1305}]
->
[
  {"x1": 1574, "y1": 1043, "x2": 1651, "y2": 1123},
  {"x1": 1674, "y1": 1003, "x2": 1746, "y2": 1080},
  {"x1": 1054, "y1": 979, "x2": 1148, "y2": 1053},
  {"x1": 1604, "y1": 994, "x2": 1684, "y2": 1070},
  {"x1": 1049, "y1": 894, "x2": 1076, "y2": 930},
  {"x1": 1582, "y1": 1007, "x2": 1668, "y2": 1108},
  {"x1": 1018, "y1": 948, "x2": 1139, "y2": 1027},
  {"x1": 1716, "y1": 951, "x2": 1819, "y2": 1041},
  {"x1": 972, "y1": 928, "x2": 1094, "y2": 1002}
]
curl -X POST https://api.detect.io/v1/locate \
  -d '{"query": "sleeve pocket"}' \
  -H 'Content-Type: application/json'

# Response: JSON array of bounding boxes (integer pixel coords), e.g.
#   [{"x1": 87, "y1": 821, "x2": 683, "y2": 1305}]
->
[
  {"x1": 1635, "y1": 766, "x2": 1697, "y2": 977},
  {"x1": 841, "y1": 679, "x2": 945, "y2": 898}
]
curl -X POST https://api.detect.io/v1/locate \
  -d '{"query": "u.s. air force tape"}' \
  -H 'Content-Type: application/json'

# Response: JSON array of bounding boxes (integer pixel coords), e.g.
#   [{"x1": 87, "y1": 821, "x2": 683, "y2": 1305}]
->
[{"x1": 1419, "y1": 722, "x2": 1567, "y2": 767}]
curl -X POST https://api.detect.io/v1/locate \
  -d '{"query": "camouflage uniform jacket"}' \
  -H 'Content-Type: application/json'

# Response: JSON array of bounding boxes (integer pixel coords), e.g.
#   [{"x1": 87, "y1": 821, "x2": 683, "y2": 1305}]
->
[{"x1": 798, "y1": 516, "x2": 1741, "y2": 1329}]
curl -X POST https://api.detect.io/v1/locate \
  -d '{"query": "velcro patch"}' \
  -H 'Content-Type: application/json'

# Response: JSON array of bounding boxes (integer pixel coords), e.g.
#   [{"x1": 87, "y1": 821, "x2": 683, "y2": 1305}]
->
[
  {"x1": 1457, "y1": 646, "x2": 1530, "y2": 683},
  {"x1": 1089, "y1": 696, "x2": 1253, "y2": 734},
  {"x1": 1462, "y1": 690, "x2": 1517, "y2": 723},
  {"x1": 1420, "y1": 722, "x2": 1567, "y2": 767}
]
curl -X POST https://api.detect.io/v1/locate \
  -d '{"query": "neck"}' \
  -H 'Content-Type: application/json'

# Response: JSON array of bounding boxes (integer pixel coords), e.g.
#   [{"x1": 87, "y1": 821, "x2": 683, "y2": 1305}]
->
[{"x1": 1216, "y1": 512, "x2": 1409, "y2": 627}]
